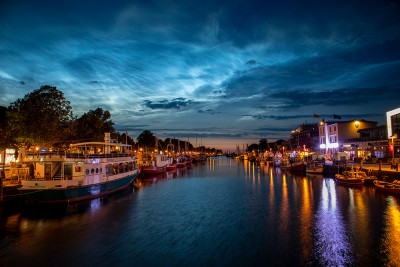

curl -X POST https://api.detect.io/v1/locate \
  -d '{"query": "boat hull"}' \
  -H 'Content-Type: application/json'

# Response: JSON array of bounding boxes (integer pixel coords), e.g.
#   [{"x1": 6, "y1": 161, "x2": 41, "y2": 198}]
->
[
  {"x1": 373, "y1": 181, "x2": 400, "y2": 194},
  {"x1": 334, "y1": 175, "x2": 364, "y2": 187},
  {"x1": 306, "y1": 167, "x2": 324, "y2": 174},
  {"x1": 141, "y1": 166, "x2": 167, "y2": 175},
  {"x1": 284, "y1": 163, "x2": 306, "y2": 172},
  {"x1": 19, "y1": 174, "x2": 138, "y2": 204}
]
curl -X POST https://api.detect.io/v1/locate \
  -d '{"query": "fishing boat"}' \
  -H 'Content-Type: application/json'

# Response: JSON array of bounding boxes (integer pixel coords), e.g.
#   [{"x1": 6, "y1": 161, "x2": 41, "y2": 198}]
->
[
  {"x1": 166, "y1": 157, "x2": 177, "y2": 171},
  {"x1": 176, "y1": 156, "x2": 186, "y2": 168},
  {"x1": 334, "y1": 171, "x2": 364, "y2": 187},
  {"x1": 373, "y1": 180, "x2": 400, "y2": 195},
  {"x1": 18, "y1": 133, "x2": 139, "y2": 204},
  {"x1": 281, "y1": 158, "x2": 306, "y2": 172},
  {"x1": 140, "y1": 154, "x2": 170, "y2": 175},
  {"x1": 305, "y1": 162, "x2": 324, "y2": 174}
]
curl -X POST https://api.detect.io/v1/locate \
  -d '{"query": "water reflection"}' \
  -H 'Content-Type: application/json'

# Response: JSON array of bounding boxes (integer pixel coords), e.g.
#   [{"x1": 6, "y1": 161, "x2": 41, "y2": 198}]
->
[
  {"x1": 2, "y1": 157, "x2": 400, "y2": 266},
  {"x1": 381, "y1": 196, "x2": 400, "y2": 266},
  {"x1": 315, "y1": 179, "x2": 352, "y2": 266},
  {"x1": 299, "y1": 177, "x2": 313, "y2": 264}
]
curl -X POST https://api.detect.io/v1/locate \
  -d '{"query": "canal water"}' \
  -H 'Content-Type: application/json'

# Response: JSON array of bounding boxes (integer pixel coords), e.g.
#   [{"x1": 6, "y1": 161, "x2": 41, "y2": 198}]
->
[{"x1": 1, "y1": 157, "x2": 400, "y2": 266}]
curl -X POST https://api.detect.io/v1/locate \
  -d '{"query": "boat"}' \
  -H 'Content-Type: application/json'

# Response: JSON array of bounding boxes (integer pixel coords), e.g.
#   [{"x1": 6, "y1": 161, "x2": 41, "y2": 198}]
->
[
  {"x1": 281, "y1": 158, "x2": 306, "y2": 172},
  {"x1": 176, "y1": 156, "x2": 186, "y2": 168},
  {"x1": 140, "y1": 154, "x2": 171, "y2": 175},
  {"x1": 334, "y1": 171, "x2": 364, "y2": 187},
  {"x1": 166, "y1": 157, "x2": 177, "y2": 171},
  {"x1": 18, "y1": 133, "x2": 139, "y2": 204},
  {"x1": 306, "y1": 162, "x2": 324, "y2": 174},
  {"x1": 373, "y1": 180, "x2": 400, "y2": 195}
]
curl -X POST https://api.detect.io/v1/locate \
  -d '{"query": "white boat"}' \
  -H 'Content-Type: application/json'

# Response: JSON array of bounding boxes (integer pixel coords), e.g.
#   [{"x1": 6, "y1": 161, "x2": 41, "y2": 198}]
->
[
  {"x1": 140, "y1": 154, "x2": 171, "y2": 175},
  {"x1": 18, "y1": 133, "x2": 139, "y2": 204}
]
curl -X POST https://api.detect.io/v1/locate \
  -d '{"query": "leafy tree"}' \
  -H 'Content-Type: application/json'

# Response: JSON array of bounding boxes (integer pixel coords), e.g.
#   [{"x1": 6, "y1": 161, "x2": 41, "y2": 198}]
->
[
  {"x1": 7, "y1": 85, "x2": 73, "y2": 147},
  {"x1": 247, "y1": 143, "x2": 259, "y2": 152},
  {"x1": 259, "y1": 139, "x2": 268, "y2": 152},
  {"x1": 137, "y1": 130, "x2": 156, "y2": 151},
  {"x1": 73, "y1": 108, "x2": 115, "y2": 142},
  {"x1": 0, "y1": 106, "x2": 13, "y2": 150},
  {"x1": 113, "y1": 132, "x2": 136, "y2": 146}
]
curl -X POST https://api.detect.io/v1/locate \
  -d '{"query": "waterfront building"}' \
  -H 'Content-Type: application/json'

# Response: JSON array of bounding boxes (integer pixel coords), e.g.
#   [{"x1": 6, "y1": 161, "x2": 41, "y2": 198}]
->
[
  {"x1": 318, "y1": 119, "x2": 378, "y2": 157},
  {"x1": 289, "y1": 123, "x2": 319, "y2": 151},
  {"x1": 387, "y1": 107, "x2": 400, "y2": 160},
  {"x1": 342, "y1": 125, "x2": 388, "y2": 161}
]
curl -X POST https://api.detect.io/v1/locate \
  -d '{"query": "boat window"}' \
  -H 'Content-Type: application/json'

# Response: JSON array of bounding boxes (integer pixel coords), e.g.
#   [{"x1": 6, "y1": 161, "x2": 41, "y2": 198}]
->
[
  {"x1": 64, "y1": 163, "x2": 73, "y2": 180},
  {"x1": 106, "y1": 164, "x2": 113, "y2": 176},
  {"x1": 91, "y1": 169, "x2": 94, "y2": 174},
  {"x1": 119, "y1": 163, "x2": 124, "y2": 173},
  {"x1": 124, "y1": 162, "x2": 129, "y2": 172},
  {"x1": 128, "y1": 162, "x2": 133, "y2": 171},
  {"x1": 85, "y1": 169, "x2": 89, "y2": 175},
  {"x1": 96, "y1": 168, "x2": 99, "y2": 174},
  {"x1": 99, "y1": 167, "x2": 102, "y2": 174},
  {"x1": 113, "y1": 163, "x2": 119, "y2": 174}
]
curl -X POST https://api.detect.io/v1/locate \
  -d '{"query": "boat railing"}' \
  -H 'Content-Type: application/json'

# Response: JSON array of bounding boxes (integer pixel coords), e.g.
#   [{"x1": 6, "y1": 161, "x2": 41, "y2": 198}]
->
[{"x1": 24, "y1": 152, "x2": 134, "y2": 160}]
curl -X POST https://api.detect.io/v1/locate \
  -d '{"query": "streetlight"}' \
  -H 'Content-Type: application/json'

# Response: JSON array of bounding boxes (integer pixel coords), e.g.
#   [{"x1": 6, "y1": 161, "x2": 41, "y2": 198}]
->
[
  {"x1": 354, "y1": 120, "x2": 360, "y2": 129},
  {"x1": 390, "y1": 134, "x2": 397, "y2": 164}
]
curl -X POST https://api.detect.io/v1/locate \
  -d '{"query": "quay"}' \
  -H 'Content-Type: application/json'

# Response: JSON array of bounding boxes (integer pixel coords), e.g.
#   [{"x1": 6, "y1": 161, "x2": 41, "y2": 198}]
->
[{"x1": 324, "y1": 161, "x2": 400, "y2": 181}]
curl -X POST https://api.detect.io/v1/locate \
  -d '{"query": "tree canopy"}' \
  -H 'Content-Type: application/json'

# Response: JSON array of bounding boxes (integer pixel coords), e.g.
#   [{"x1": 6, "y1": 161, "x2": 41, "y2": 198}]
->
[
  {"x1": 7, "y1": 85, "x2": 73, "y2": 147},
  {"x1": 72, "y1": 107, "x2": 115, "y2": 142},
  {"x1": 137, "y1": 130, "x2": 156, "y2": 150}
]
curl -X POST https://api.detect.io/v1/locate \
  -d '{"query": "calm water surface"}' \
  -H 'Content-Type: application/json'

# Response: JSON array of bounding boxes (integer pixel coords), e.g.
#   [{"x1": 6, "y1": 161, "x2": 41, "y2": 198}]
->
[{"x1": 1, "y1": 157, "x2": 400, "y2": 266}]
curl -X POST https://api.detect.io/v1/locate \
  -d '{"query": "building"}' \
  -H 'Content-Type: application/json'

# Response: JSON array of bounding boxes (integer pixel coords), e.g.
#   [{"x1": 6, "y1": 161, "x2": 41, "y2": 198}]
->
[
  {"x1": 289, "y1": 123, "x2": 319, "y2": 151},
  {"x1": 387, "y1": 107, "x2": 400, "y2": 160},
  {"x1": 318, "y1": 119, "x2": 378, "y2": 156}
]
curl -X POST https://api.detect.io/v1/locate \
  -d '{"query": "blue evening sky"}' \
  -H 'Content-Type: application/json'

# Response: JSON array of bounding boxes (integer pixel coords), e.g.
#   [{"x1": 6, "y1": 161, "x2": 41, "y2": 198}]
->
[{"x1": 1, "y1": 0, "x2": 400, "y2": 150}]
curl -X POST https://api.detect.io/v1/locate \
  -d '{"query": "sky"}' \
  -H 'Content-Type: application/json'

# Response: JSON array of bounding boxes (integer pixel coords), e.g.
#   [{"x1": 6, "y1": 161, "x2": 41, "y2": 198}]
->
[{"x1": 1, "y1": 0, "x2": 400, "y2": 151}]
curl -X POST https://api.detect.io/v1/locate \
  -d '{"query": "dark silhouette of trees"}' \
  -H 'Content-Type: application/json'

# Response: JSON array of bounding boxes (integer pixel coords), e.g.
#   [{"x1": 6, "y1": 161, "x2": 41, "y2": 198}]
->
[
  {"x1": 7, "y1": 85, "x2": 73, "y2": 147},
  {"x1": 137, "y1": 130, "x2": 156, "y2": 151},
  {"x1": 72, "y1": 108, "x2": 115, "y2": 142}
]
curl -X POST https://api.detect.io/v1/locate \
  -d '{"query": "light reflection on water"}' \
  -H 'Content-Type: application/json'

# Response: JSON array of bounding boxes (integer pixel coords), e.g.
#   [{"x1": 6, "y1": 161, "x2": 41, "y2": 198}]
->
[
  {"x1": 1, "y1": 157, "x2": 400, "y2": 266},
  {"x1": 315, "y1": 178, "x2": 352, "y2": 266},
  {"x1": 382, "y1": 197, "x2": 400, "y2": 266}
]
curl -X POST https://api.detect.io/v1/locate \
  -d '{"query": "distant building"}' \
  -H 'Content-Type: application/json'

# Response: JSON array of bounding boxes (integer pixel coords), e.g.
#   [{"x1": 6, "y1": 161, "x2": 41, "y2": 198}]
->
[{"x1": 289, "y1": 123, "x2": 319, "y2": 151}]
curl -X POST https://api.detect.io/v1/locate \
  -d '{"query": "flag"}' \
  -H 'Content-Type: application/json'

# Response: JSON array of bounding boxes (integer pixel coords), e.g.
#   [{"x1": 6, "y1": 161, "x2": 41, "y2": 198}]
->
[
  {"x1": 333, "y1": 114, "x2": 341, "y2": 119},
  {"x1": 313, "y1": 114, "x2": 320, "y2": 118}
]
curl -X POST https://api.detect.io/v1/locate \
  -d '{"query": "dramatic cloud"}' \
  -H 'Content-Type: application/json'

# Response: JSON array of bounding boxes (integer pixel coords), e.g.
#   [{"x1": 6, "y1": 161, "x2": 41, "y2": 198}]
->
[{"x1": 1, "y1": 0, "x2": 399, "y2": 150}]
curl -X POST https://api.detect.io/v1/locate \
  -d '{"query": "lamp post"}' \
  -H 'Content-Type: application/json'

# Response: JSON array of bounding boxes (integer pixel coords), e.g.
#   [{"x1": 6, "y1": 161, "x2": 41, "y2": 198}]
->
[{"x1": 390, "y1": 134, "x2": 397, "y2": 164}]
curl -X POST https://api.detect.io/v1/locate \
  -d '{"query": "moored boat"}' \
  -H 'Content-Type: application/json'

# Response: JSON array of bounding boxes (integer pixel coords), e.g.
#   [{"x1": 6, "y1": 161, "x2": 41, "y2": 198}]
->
[
  {"x1": 282, "y1": 161, "x2": 306, "y2": 172},
  {"x1": 334, "y1": 173, "x2": 364, "y2": 187},
  {"x1": 18, "y1": 133, "x2": 139, "y2": 204},
  {"x1": 306, "y1": 162, "x2": 324, "y2": 174},
  {"x1": 176, "y1": 156, "x2": 186, "y2": 168},
  {"x1": 166, "y1": 157, "x2": 177, "y2": 171},
  {"x1": 141, "y1": 154, "x2": 170, "y2": 175},
  {"x1": 373, "y1": 180, "x2": 400, "y2": 194}
]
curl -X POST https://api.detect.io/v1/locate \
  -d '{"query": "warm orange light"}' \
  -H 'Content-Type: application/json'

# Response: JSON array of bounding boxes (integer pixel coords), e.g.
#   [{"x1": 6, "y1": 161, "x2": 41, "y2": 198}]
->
[{"x1": 354, "y1": 120, "x2": 360, "y2": 128}]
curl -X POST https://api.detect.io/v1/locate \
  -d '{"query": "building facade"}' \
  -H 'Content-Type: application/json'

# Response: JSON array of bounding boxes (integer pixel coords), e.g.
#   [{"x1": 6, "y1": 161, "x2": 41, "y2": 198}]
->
[
  {"x1": 318, "y1": 119, "x2": 378, "y2": 156},
  {"x1": 387, "y1": 107, "x2": 400, "y2": 159}
]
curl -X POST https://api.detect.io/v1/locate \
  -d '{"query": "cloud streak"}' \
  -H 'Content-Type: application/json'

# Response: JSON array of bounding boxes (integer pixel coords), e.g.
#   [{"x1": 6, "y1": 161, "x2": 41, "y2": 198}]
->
[{"x1": 1, "y1": 0, "x2": 399, "y2": 150}]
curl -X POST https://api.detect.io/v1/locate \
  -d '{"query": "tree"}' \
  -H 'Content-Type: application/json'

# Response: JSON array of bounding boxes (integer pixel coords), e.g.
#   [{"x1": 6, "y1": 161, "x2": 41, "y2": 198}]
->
[
  {"x1": 259, "y1": 139, "x2": 268, "y2": 152},
  {"x1": 137, "y1": 130, "x2": 156, "y2": 151},
  {"x1": 0, "y1": 106, "x2": 13, "y2": 150},
  {"x1": 73, "y1": 108, "x2": 115, "y2": 142},
  {"x1": 7, "y1": 85, "x2": 73, "y2": 147},
  {"x1": 247, "y1": 143, "x2": 259, "y2": 152}
]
